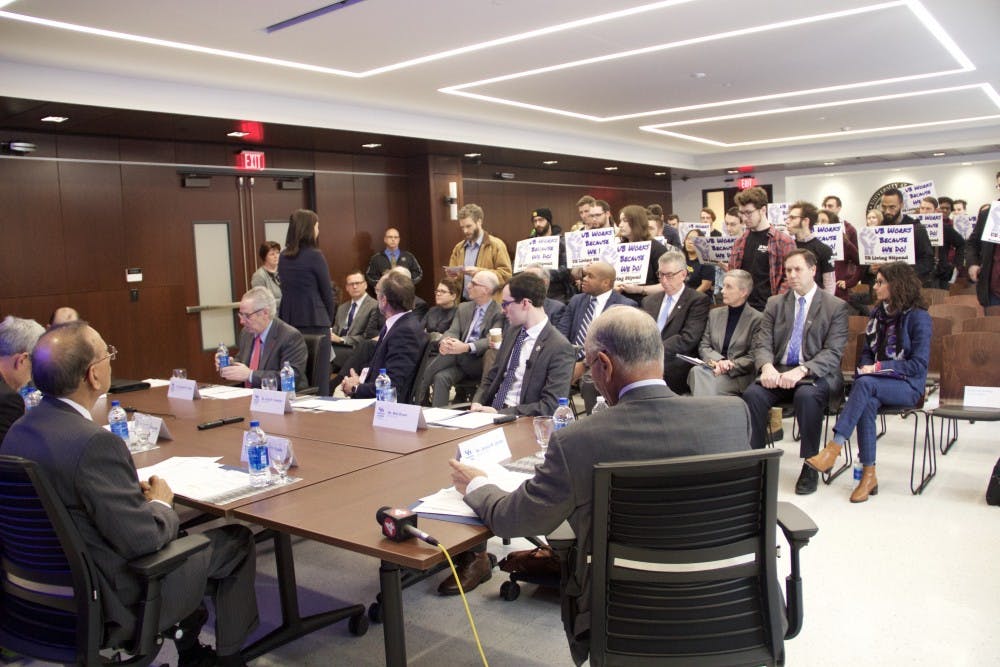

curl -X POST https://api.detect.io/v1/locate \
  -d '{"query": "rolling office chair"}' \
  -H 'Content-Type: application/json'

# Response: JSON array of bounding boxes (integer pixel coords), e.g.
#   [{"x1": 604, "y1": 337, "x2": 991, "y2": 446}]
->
[
  {"x1": 590, "y1": 449, "x2": 817, "y2": 666},
  {"x1": 301, "y1": 333, "x2": 331, "y2": 396},
  {"x1": 0, "y1": 455, "x2": 210, "y2": 666}
]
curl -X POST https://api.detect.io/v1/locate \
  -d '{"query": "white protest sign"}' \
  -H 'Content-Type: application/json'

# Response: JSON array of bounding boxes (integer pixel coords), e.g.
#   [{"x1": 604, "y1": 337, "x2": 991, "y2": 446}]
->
[
  {"x1": 767, "y1": 203, "x2": 789, "y2": 232},
  {"x1": 914, "y1": 213, "x2": 943, "y2": 246},
  {"x1": 706, "y1": 236, "x2": 737, "y2": 264},
  {"x1": 614, "y1": 241, "x2": 652, "y2": 285},
  {"x1": 513, "y1": 235, "x2": 561, "y2": 272},
  {"x1": 564, "y1": 228, "x2": 618, "y2": 268},
  {"x1": 678, "y1": 222, "x2": 711, "y2": 243},
  {"x1": 902, "y1": 181, "x2": 935, "y2": 211},
  {"x1": 167, "y1": 378, "x2": 200, "y2": 400},
  {"x1": 250, "y1": 388, "x2": 292, "y2": 415},
  {"x1": 858, "y1": 225, "x2": 916, "y2": 265},
  {"x1": 456, "y1": 429, "x2": 512, "y2": 464},
  {"x1": 982, "y1": 201, "x2": 1000, "y2": 244},
  {"x1": 372, "y1": 400, "x2": 427, "y2": 432},
  {"x1": 952, "y1": 213, "x2": 976, "y2": 240},
  {"x1": 814, "y1": 223, "x2": 845, "y2": 261}
]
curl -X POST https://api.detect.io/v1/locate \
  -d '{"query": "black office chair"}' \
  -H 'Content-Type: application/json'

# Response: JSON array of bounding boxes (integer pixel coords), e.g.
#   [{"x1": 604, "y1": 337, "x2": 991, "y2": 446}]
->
[
  {"x1": 301, "y1": 333, "x2": 331, "y2": 396},
  {"x1": 0, "y1": 455, "x2": 210, "y2": 666},
  {"x1": 590, "y1": 449, "x2": 817, "y2": 667}
]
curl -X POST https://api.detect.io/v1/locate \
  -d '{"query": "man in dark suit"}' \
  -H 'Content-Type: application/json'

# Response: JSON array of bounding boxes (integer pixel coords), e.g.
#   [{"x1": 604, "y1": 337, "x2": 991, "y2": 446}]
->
[
  {"x1": 449, "y1": 307, "x2": 752, "y2": 665},
  {"x1": 0, "y1": 316, "x2": 45, "y2": 444},
  {"x1": 742, "y1": 248, "x2": 849, "y2": 494},
  {"x1": 556, "y1": 261, "x2": 636, "y2": 412},
  {"x1": 330, "y1": 270, "x2": 378, "y2": 372},
  {"x1": 414, "y1": 270, "x2": 503, "y2": 406},
  {"x1": 641, "y1": 250, "x2": 710, "y2": 394},
  {"x1": 364, "y1": 227, "x2": 424, "y2": 290},
  {"x1": 340, "y1": 270, "x2": 426, "y2": 403},
  {"x1": 2, "y1": 322, "x2": 258, "y2": 667},
  {"x1": 967, "y1": 171, "x2": 1000, "y2": 307},
  {"x1": 471, "y1": 272, "x2": 575, "y2": 417},
  {"x1": 688, "y1": 269, "x2": 762, "y2": 396},
  {"x1": 217, "y1": 287, "x2": 308, "y2": 391},
  {"x1": 878, "y1": 188, "x2": 934, "y2": 287}
]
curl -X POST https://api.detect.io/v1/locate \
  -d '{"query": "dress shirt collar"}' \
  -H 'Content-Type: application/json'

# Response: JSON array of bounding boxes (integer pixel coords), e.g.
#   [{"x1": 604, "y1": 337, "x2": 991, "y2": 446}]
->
[
  {"x1": 793, "y1": 283, "x2": 818, "y2": 312},
  {"x1": 383, "y1": 310, "x2": 409, "y2": 333},
  {"x1": 58, "y1": 396, "x2": 92, "y2": 420},
  {"x1": 524, "y1": 316, "x2": 548, "y2": 339},
  {"x1": 257, "y1": 319, "x2": 274, "y2": 345},
  {"x1": 465, "y1": 232, "x2": 484, "y2": 249},
  {"x1": 618, "y1": 379, "x2": 667, "y2": 400},
  {"x1": 352, "y1": 293, "x2": 368, "y2": 308},
  {"x1": 592, "y1": 289, "x2": 613, "y2": 311}
]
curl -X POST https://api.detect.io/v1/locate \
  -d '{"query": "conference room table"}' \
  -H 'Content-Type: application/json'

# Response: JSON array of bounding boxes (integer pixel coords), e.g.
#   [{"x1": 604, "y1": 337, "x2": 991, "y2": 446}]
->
[{"x1": 101, "y1": 385, "x2": 538, "y2": 666}]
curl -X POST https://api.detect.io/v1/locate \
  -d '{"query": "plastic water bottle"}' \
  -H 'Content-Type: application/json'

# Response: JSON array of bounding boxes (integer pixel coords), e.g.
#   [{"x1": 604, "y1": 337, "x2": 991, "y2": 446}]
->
[
  {"x1": 108, "y1": 400, "x2": 130, "y2": 442},
  {"x1": 853, "y1": 459, "x2": 863, "y2": 482},
  {"x1": 375, "y1": 368, "x2": 393, "y2": 402},
  {"x1": 552, "y1": 397, "x2": 575, "y2": 431},
  {"x1": 246, "y1": 420, "x2": 271, "y2": 488},
  {"x1": 280, "y1": 360, "x2": 296, "y2": 397},
  {"x1": 591, "y1": 396, "x2": 609, "y2": 416},
  {"x1": 217, "y1": 342, "x2": 230, "y2": 368},
  {"x1": 19, "y1": 386, "x2": 41, "y2": 411}
]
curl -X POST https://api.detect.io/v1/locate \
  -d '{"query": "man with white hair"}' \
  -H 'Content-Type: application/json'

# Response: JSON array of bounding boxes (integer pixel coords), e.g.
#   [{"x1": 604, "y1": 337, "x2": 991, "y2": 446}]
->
[{"x1": 0, "y1": 315, "x2": 45, "y2": 443}]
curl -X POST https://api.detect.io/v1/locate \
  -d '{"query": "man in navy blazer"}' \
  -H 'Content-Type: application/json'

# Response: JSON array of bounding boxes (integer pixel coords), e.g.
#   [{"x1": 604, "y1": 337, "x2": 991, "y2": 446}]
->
[
  {"x1": 2, "y1": 322, "x2": 258, "y2": 666},
  {"x1": 641, "y1": 251, "x2": 710, "y2": 394},
  {"x1": 340, "y1": 271, "x2": 426, "y2": 403},
  {"x1": 557, "y1": 261, "x2": 636, "y2": 412}
]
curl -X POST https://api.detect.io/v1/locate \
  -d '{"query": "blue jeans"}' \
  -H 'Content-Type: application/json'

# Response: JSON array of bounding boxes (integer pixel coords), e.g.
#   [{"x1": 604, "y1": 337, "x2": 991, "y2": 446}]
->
[{"x1": 833, "y1": 375, "x2": 920, "y2": 466}]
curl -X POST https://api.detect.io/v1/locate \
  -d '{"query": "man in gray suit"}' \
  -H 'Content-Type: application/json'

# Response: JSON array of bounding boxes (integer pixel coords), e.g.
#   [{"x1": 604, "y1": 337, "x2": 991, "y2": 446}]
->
[
  {"x1": 330, "y1": 270, "x2": 377, "y2": 372},
  {"x1": 742, "y1": 248, "x2": 849, "y2": 495},
  {"x1": 414, "y1": 270, "x2": 503, "y2": 406},
  {"x1": 218, "y1": 286, "x2": 308, "y2": 391},
  {"x1": 449, "y1": 307, "x2": 751, "y2": 665},
  {"x1": 688, "y1": 269, "x2": 762, "y2": 396},
  {"x1": 2, "y1": 322, "x2": 258, "y2": 667}
]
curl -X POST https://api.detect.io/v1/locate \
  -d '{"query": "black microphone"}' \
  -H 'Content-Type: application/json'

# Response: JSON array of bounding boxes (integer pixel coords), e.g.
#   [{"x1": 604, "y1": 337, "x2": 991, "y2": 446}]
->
[{"x1": 376, "y1": 506, "x2": 439, "y2": 546}]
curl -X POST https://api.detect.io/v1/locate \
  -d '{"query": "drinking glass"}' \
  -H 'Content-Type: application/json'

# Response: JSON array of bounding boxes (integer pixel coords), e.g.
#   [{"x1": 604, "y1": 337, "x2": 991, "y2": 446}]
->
[
  {"x1": 261, "y1": 377, "x2": 278, "y2": 391},
  {"x1": 271, "y1": 441, "x2": 294, "y2": 484},
  {"x1": 133, "y1": 414, "x2": 155, "y2": 452},
  {"x1": 172, "y1": 368, "x2": 186, "y2": 380},
  {"x1": 532, "y1": 416, "x2": 555, "y2": 458}
]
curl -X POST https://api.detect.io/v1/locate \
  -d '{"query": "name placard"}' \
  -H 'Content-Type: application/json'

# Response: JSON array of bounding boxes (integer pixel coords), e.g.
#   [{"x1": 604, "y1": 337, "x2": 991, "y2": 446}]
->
[
  {"x1": 814, "y1": 223, "x2": 845, "y2": 261},
  {"x1": 564, "y1": 228, "x2": 617, "y2": 267},
  {"x1": 456, "y1": 429, "x2": 512, "y2": 464},
  {"x1": 372, "y1": 400, "x2": 427, "y2": 432},
  {"x1": 513, "y1": 236, "x2": 561, "y2": 272},
  {"x1": 902, "y1": 180, "x2": 935, "y2": 211},
  {"x1": 963, "y1": 386, "x2": 1000, "y2": 409},
  {"x1": 250, "y1": 389, "x2": 292, "y2": 415},
  {"x1": 858, "y1": 225, "x2": 916, "y2": 265},
  {"x1": 914, "y1": 213, "x2": 943, "y2": 246},
  {"x1": 614, "y1": 241, "x2": 651, "y2": 285},
  {"x1": 167, "y1": 378, "x2": 200, "y2": 400}
]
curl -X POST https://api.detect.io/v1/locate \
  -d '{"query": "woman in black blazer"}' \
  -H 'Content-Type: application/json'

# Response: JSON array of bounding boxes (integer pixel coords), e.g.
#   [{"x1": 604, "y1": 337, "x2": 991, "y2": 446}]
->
[{"x1": 277, "y1": 209, "x2": 336, "y2": 334}]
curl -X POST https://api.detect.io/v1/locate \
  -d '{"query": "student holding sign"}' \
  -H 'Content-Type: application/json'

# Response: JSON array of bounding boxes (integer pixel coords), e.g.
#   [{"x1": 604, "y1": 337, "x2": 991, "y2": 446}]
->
[
  {"x1": 920, "y1": 196, "x2": 965, "y2": 289},
  {"x1": 878, "y1": 188, "x2": 934, "y2": 286},
  {"x1": 819, "y1": 208, "x2": 861, "y2": 304},
  {"x1": 966, "y1": 171, "x2": 1000, "y2": 307},
  {"x1": 614, "y1": 205, "x2": 669, "y2": 305}
]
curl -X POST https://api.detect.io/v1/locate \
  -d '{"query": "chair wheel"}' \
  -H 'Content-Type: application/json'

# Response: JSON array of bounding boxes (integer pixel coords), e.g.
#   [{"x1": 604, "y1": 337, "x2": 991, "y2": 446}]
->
[
  {"x1": 488, "y1": 553, "x2": 498, "y2": 569},
  {"x1": 367, "y1": 601, "x2": 382, "y2": 623},
  {"x1": 500, "y1": 580, "x2": 520, "y2": 601},
  {"x1": 349, "y1": 611, "x2": 370, "y2": 636}
]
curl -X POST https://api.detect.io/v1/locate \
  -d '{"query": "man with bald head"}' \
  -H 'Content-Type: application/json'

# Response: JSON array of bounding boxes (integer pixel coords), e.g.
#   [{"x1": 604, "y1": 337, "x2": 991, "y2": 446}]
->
[
  {"x1": 47, "y1": 306, "x2": 79, "y2": 329},
  {"x1": 365, "y1": 227, "x2": 423, "y2": 290},
  {"x1": 414, "y1": 270, "x2": 505, "y2": 406},
  {"x1": 2, "y1": 322, "x2": 258, "y2": 666},
  {"x1": 556, "y1": 261, "x2": 636, "y2": 412},
  {"x1": 0, "y1": 315, "x2": 45, "y2": 443},
  {"x1": 448, "y1": 307, "x2": 751, "y2": 665}
]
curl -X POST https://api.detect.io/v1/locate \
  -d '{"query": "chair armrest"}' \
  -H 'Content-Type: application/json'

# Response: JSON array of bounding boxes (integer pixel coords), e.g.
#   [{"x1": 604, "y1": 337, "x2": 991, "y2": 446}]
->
[
  {"x1": 298, "y1": 387, "x2": 319, "y2": 396},
  {"x1": 776, "y1": 501, "x2": 818, "y2": 544},
  {"x1": 127, "y1": 534, "x2": 210, "y2": 579},
  {"x1": 449, "y1": 402, "x2": 473, "y2": 411}
]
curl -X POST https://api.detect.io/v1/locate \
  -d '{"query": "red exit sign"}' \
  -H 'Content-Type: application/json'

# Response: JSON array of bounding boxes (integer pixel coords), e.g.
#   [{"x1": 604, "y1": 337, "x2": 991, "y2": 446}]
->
[
  {"x1": 237, "y1": 150, "x2": 266, "y2": 171},
  {"x1": 737, "y1": 176, "x2": 757, "y2": 190}
]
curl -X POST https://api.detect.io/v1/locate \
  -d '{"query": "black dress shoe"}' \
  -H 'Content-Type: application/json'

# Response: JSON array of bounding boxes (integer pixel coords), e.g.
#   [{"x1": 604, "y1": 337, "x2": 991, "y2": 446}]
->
[
  {"x1": 795, "y1": 464, "x2": 819, "y2": 495},
  {"x1": 437, "y1": 551, "x2": 492, "y2": 596}
]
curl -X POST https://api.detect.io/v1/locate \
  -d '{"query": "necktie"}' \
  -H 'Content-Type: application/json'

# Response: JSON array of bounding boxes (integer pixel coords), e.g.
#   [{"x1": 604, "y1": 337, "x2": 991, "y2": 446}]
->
[
  {"x1": 466, "y1": 305, "x2": 484, "y2": 343},
  {"x1": 246, "y1": 335, "x2": 262, "y2": 387},
  {"x1": 492, "y1": 328, "x2": 528, "y2": 410},
  {"x1": 656, "y1": 294, "x2": 674, "y2": 331},
  {"x1": 341, "y1": 301, "x2": 357, "y2": 336},
  {"x1": 389, "y1": 251, "x2": 398, "y2": 267},
  {"x1": 786, "y1": 296, "x2": 807, "y2": 366},
  {"x1": 574, "y1": 296, "x2": 597, "y2": 357}
]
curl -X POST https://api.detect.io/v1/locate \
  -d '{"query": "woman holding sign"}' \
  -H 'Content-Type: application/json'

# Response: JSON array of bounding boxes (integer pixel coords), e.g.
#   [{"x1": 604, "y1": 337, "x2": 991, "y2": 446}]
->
[
  {"x1": 615, "y1": 205, "x2": 668, "y2": 305},
  {"x1": 682, "y1": 228, "x2": 715, "y2": 294},
  {"x1": 805, "y1": 262, "x2": 930, "y2": 503}
]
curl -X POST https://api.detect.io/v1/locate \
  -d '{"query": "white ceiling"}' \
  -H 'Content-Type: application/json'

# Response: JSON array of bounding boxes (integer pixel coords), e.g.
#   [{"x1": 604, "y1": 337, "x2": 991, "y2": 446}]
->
[{"x1": 1, "y1": 0, "x2": 998, "y2": 173}]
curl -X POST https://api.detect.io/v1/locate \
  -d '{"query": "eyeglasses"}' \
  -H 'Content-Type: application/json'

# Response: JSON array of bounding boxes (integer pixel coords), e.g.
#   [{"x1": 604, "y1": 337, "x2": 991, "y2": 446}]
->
[
  {"x1": 238, "y1": 308, "x2": 264, "y2": 320},
  {"x1": 434, "y1": 288, "x2": 453, "y2": 295},
  {"x1": 90, "y1": 344, "x2": 117, "y2": 367},
  {"x1": 786, "y1": 214, "x2": 802, "y2": 221},
  {"x1": 500, "y1": 298, "x2": 521, "y2": 310},
  {"x1": 345, "y1": 281, "x2": 366, "y2": 287},
  {"x1": 738, "y1": 208, "x2": 759, "y2": 219},
  {"x1": 657, "y1": 269, "x2": 686, "y2": 279}
]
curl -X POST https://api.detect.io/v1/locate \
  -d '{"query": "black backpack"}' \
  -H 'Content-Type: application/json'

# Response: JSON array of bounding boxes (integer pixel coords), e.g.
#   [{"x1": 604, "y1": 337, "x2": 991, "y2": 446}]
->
[{"x1": 987, "y1": 457, "x2": 1000, "y2": 506}]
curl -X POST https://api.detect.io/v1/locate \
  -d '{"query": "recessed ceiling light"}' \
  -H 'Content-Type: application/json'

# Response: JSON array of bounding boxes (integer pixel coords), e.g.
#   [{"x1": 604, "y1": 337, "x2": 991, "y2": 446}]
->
[
  {"x1": 823, "y1": 161, "x2": 836, "y2": 166},
  {"x1": 362, "y1": 143, "x2": 382, "y2": 149},
  {"x1": 542, "y1": 160, "x2": 558, "y2": 165},
  {"x1": 961, "y1": 161, "x2": 972, "y2": 166},
  {"x1": 41, "y1": 115, "x2": 68, "y2": 123},
  {"x1": 464, "y1": 152, "x2": 482, "y2": 158},
  {"x1": 227, "y1": 131, "x2": 250, "y2": 137},
  {"x1": 604, "y1": 166, "x2": 618, "y2": 171},
  {"x1": 654, "y1": 171, "x2": 667, "y2": 176},
  {"x1": 932, "y1": 152, "x2": 946, "y2": 156}
]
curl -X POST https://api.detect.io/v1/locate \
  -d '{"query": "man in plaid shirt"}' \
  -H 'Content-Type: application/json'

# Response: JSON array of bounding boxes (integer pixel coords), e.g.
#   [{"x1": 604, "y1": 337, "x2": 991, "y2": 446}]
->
[{"x1": 728, "y1": 187, "x2": 796, "y2": 310}]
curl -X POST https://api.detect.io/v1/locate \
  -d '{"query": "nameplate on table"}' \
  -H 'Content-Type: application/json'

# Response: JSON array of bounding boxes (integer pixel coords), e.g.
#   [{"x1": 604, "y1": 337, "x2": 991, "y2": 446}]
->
[
  {"x1": 250, "y1": 389, "x2": 292, "y2": 414},
  {"x1": 136, "y1": 413, "x2": 173, "y2": 442},
  {"x1": 372, "y1": 401, "x2": 427, "y2": 432},
  {"x1": 167, "y1": 378, "x2": 200, "y2": 400},
  {"x1": 963, "y1": 386, "x2": 1000, "y2": 409},
  {"x1": 456, "y1": 429, "x2": 511, "y2": 464}
]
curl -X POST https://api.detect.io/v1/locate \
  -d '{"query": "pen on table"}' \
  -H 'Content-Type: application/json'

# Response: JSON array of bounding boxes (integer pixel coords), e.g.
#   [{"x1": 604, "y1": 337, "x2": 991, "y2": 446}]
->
[
  {"x1": 124, "y1": 406, "x2": 175, "y2": 418},
  {"x1": 197, "y1": 416, "x2": 245, "y2": 430}
]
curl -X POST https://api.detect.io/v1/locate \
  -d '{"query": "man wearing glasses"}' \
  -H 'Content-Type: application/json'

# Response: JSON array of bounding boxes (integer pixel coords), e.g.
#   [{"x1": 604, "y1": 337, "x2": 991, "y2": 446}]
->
[
  {"x1": 583, "y1": 200, "x2": 613, "y2": 230},
  {"x1": 364, "y1": 227, "x2": 423, "y2": 290},
  {"x1": 330, "y1": 270, "x2": 377, "y2": 373},
  {"x1": 641, "y1": 251, "x2": 710, "y2": 394},
  {"x1": 0, "y1": 316, "x2": 44, "y2": 444},
  {"x1": 217, "y1": 286, "x2": 308, "y2": 391},
  {"x1": 728, "y1": 186, "x2": 796, "y2": 311}
]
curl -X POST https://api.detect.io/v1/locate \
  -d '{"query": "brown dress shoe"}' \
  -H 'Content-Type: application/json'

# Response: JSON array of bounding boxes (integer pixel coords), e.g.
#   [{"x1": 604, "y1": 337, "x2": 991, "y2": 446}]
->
[
  {"x1": 850, "y1": 465, "x2": 878, "y2": 503},
  {"x1": 437, "y1": 551, "x2": 493, "y2": 596},
  {"x1": 806, "y1": 441, "x2": 843, "y2": 474}
]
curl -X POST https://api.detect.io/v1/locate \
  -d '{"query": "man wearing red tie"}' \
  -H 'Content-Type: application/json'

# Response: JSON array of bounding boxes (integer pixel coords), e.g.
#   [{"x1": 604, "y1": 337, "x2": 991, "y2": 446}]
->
[{"x1": 216, "y1": 287, "x2": 308, "y2": 391}]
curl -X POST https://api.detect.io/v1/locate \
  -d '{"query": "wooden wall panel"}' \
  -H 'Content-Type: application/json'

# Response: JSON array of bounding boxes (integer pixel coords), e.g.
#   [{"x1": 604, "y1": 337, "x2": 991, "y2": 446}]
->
[{"x1": 57, "y1": 160, "x2": 124, "y2": 292}]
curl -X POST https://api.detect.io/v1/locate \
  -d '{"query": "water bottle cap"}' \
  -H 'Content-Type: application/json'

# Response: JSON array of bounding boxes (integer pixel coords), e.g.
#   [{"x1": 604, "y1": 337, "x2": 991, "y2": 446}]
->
[
  {"x1": 558, "y1": 397, "x2": 568, "y2": 405},
  {"x1": 111, "y1": 400, "x2": 121, "y2": 407},
  {"x1": 379, "y1": 368, "x2": 387, "y2": 374},
  {"x1": 250, "y1": 420, "x2": 260, "y2": 428}
]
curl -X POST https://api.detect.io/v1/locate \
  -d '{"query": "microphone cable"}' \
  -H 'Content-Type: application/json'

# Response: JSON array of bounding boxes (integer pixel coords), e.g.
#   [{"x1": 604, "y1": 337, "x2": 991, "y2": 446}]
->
[{"x1": 437, "y1": 543, "x2": 489, "y2": 667}]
